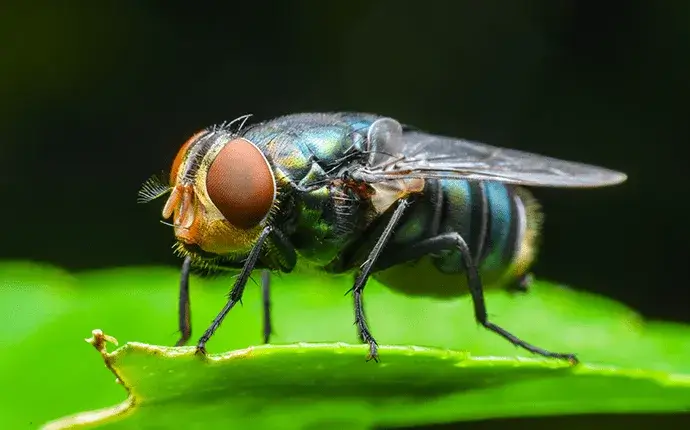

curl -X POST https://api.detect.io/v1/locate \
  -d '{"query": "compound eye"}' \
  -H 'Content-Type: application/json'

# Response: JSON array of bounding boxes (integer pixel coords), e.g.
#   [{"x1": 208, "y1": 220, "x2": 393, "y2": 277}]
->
[{"x1": 206, "y1": 138, "x2": 276, "y2": 229}]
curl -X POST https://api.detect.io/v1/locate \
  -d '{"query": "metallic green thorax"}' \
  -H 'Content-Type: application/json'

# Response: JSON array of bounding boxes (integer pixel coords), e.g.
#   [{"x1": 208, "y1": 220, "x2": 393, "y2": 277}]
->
[{"x1": 242, "y1": 113, "x2": 378, "y2": 267}]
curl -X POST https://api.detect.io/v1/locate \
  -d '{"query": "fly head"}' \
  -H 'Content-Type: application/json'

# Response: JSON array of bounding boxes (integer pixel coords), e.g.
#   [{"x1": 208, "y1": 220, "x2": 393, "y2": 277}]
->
[{"x1": 139, "y1": 126, "x2": 278, "y2": 260}]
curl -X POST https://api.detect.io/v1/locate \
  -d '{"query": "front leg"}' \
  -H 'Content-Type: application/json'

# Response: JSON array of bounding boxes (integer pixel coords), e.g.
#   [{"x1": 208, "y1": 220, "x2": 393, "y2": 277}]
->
[
  {"x1": 175, "y1": 255, "x2": 193, "y2": 346},
  {"x1": 196, "y1": 226, "x2": 273, "y2": 354},
  {"x1": 261, "y1": 269, "x2": 272, "y2": 344}
]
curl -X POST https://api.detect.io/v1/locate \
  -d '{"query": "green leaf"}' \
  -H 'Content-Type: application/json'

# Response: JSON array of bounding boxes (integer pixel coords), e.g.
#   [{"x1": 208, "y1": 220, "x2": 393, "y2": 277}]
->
[
  {"x1": 42, "y1": 331, "x2": 690, "y2": 430},
  {"x1": 0, "y1": 261, "x2": 688, "y2": 429}
]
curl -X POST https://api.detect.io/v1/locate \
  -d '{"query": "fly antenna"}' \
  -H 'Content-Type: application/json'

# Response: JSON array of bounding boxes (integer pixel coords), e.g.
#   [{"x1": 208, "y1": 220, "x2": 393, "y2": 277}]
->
[{"x1": 138, "y1": 172, "x2": 171, "y2": 203}]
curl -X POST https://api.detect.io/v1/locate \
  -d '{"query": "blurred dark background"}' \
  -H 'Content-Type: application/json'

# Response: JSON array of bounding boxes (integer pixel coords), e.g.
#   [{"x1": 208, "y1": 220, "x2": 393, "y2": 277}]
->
[
  {"x1": 3, "y1": 1, "x2": 689, "y2": 428},
  {"x1": 1, "y1": 1, "x2": 688, "y2": 323}
]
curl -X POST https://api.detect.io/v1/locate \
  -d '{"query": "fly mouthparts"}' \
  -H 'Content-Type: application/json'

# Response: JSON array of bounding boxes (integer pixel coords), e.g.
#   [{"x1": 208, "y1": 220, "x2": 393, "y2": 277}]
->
[{"x1": 162, "y1": 184, "x2": 196, "y2": 229}]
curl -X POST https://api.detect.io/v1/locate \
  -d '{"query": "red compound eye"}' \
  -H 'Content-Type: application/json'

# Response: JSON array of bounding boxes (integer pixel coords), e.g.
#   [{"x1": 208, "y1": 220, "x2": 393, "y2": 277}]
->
[{"x1": 206, "y1": 138, "x2": 275, "y2": 229}]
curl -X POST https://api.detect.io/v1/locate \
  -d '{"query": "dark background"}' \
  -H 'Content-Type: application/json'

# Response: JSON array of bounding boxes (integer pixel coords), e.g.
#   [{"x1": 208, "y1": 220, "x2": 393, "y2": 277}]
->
[
  {"x1": 2, "y1": 2, "x2": 689, "y2": 339},
  {"x1": 2, "y1": 1, "x2": 688, "y2": 427},
  {"x1": 3, "y1": 1, "x2": 687, "y2": 321}
]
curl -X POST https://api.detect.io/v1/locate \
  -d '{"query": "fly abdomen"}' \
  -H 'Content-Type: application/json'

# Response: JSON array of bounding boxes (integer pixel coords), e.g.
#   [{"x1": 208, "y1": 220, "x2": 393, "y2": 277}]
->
[
  {"x1": 435, "y1": 179, "x2": 541, "y2": 285},
  {"x1": 373, "y1": 179, "x2": 542, "y2": 297},
  {"x1": 472, "y1": 181, "x2": 521, "y2": 274}
]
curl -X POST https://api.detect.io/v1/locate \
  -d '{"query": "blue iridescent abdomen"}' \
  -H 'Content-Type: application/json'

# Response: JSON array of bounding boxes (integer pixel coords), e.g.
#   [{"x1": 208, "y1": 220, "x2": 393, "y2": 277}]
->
[{"x1": 372, "y1": 178, "x2": 540, "y2": 297}]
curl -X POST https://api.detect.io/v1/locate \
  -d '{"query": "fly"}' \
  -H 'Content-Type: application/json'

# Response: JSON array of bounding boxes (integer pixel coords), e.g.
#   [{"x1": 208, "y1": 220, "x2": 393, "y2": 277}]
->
[{"x1": 138, "y1": 112, "x2": 627, "y2": 364}]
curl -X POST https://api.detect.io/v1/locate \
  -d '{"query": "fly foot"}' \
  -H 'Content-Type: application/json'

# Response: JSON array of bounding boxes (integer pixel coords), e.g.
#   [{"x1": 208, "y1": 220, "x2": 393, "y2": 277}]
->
[
  {"x1": 365, "y1": 341, "x2": 379, "y2": 363},
  {"x1": 564, "y1": 353, "x2": 579, "y2": 366}
]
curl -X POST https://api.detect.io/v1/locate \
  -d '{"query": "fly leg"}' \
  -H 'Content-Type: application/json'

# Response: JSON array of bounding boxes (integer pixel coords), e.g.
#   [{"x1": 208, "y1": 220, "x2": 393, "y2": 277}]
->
[
  {"x1": 175, "y1": 255, "x2": 193, "y2": 346},
  {"x1": 349, "y1": 199, "x2": 410, "y2": 362},
  {"x1": 176, "y1": 257, "x2": 273, "y2": 347},
  {"x1": 195, "y1": 226, "x2": 273, "y2": 354},
  {"x1": 354, "y1": 294, "x2": 368, "y2": 343},
  {"x1": 261, "y1": 269, "x2": 272, "y2": 344},
  {"x1": 374, "y1": 233, "x2": 578, "y2": 364}
]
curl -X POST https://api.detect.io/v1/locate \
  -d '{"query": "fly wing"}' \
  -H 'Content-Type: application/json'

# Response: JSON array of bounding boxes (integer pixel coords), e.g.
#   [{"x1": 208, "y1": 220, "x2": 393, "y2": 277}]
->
[{"x1": 362, "y1": 119, "x2": 627, "y2": 188}]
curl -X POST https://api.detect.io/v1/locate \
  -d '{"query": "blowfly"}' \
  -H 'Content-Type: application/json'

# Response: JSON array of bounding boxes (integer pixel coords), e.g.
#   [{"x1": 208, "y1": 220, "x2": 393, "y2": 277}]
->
[{"x1": 138, "y1": 112, "x2": 627, "y2": 363}]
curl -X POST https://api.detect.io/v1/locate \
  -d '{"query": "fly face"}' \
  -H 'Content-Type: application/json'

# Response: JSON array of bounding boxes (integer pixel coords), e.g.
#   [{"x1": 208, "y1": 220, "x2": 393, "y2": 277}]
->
[{"x1": 140, "y1": 125, "x2": 277, "y2": 258}]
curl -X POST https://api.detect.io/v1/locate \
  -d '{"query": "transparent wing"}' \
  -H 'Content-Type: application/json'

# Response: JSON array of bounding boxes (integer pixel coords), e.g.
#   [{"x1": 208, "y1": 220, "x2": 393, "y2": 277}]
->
[{"x1": 362, "y1": 118, "x2": 627, "y2": 188}]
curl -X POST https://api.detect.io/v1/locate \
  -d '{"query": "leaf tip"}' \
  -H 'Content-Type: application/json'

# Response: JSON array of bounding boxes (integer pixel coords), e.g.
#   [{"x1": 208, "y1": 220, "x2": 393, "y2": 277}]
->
[{"x1": 86, "y1": 329, "x2": 118, "y2": 354}]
